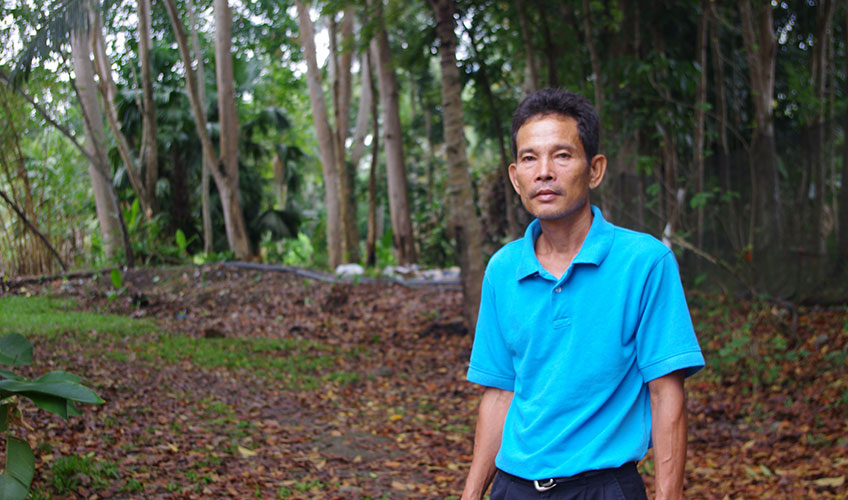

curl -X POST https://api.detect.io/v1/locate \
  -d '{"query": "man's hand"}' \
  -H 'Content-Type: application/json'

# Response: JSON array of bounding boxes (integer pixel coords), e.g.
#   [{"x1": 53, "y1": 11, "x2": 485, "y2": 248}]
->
[
  {"x1": 460, "y1": 387, "x2": 513, "y2": 500},
  {"x1": 649, "y1": 370, "x2": 687, "y2": 500}
]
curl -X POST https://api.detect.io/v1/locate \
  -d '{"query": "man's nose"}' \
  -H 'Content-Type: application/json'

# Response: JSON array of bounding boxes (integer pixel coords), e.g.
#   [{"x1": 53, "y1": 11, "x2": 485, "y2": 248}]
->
[{"x1": 536, "y1": 157, "x2": 554, "y2": 181}]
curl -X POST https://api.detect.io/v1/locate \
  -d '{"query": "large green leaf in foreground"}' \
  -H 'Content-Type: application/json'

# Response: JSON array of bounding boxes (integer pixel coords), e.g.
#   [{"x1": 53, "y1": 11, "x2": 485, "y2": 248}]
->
[{"x1": 0, "y1": 435, "x2": 35, "y2": 500}]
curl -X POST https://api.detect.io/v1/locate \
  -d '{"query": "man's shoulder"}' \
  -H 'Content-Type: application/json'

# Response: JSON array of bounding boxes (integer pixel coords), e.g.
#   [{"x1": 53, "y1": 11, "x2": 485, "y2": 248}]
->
[
  {"x1": 486, "y1": 237, "x2": 526, "y2": 274},
  {"x1": 607, "y1": 224, "x2": 672, "y2": 264},
  {"x1": 605, "y1": 226, "x2": 674, "y2": 273}
]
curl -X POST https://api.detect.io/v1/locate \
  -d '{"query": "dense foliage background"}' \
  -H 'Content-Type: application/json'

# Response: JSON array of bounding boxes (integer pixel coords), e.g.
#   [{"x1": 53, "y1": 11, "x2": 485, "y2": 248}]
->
[{"x1": 1, "y1": 0, "x2": 847, "y2": 302}]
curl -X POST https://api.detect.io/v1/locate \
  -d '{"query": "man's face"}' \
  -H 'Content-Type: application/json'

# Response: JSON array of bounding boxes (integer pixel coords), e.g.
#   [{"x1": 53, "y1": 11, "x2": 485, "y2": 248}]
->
[{"x1": 508, "y1": 114, "x2": 605, "y2": 221}]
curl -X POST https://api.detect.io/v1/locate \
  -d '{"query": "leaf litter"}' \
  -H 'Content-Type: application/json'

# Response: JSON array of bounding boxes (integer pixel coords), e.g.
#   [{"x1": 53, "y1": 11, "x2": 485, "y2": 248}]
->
[{"x1": 5, "y1": 265, "x2": 847, "y2": 499}]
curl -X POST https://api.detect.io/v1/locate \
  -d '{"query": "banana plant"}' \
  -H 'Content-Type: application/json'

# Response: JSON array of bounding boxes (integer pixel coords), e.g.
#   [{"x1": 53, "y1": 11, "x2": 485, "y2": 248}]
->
[{"x1": 0, "y1": 333, "x2": 103, "y2": 500}]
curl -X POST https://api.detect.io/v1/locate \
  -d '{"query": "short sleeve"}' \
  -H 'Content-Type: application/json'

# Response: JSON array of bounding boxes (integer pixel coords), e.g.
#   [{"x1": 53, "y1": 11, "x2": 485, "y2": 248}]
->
[
  {"x1": 467, "y1": 272, "x2": 515, "y2": 391},
  {"x1": 635, "y1": 251, "x2": 705, "y2": 382}
]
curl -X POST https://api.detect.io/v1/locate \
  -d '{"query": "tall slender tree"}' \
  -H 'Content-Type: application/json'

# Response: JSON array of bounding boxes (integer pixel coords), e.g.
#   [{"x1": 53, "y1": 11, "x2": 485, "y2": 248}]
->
[
  {"x1": 694, "y1": 0, "x2": 709, "y2": 249},
  {"x1": 810, "y1": 0, "x2": 837, "y2": 254},
  {"x1": 69, "y1": 2, "x2": 123, "y2": 260},
  {"x1": 710, "y1": 2, "x2": 740, "y2": 250},
  {"x1": 187, "y1": 0, "x2": 213, "y2": 253},
  {"x1": 213, "y1": 0, "x2": 249, "y2": 258},
  {"x1": 365, "y1": 50, "x2": 380, "y2": 268},
  {"x1": 294, "y1": 0, "x2": 344, "y2": 268},
  {"x1": 463, "y1": 16, "x2": 520, "y2": 239},
  {"x1": 329, "y1": 9, "x2": 360, "y2": 263},
  {"x1": 514, "y1": 0, "x2": 538, "y2": 96},
  {"x1": 163, "y1": 0, "x2": 251, "y2": 259},
  {"x1": 738, "y1": 0, "x2": 783, "y2": 280},
  {"x1": 349, "y1": 52, "x2": 373, "y2": 168},
  {"x1": 839, "y1": 11, "x2": 848, "y2": 264},
  {"x1": 580, "y1": 0, "x2": 607, "y2": 214},
  {"x1": 428, "y1": 0, "x2": 484, "y2": 331},
  {"x1": 90, "y1": 7, "x2": 156, "y2": 220},
  {"x1": 372, "y1": 0, "x2": 416, "y2": 265},
  {"x1": 137, "y1": 0, "x2": 158, "y2": 219}
]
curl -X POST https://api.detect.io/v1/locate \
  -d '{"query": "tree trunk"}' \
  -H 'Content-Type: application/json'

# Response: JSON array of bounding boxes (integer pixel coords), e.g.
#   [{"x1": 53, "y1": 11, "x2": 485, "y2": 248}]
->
[
  {"x1": 581, "y1": 0, "x2": 604, "y2": 119},
  {"x1": 163, "y1": 0, "x2": 250, "y2": 259},
  {"x1": 349, "y1": 51, "x2": 373, "y2": 168},
  {"x1": 694, "y1": 0, "x2": 709, "y2": 249},
  {"x1": 372, "y1": 1, "x2": 416, "y2": 265},
  {"x1": 651, "y1": 27, "x2": 681, "y2": 243},
  {"x1": 330, "y1": 10, "x2": 359, "y2": 263},
  {"x1": 213, "y1": 0, "x2": 250, "y2": 259},
  {"x1": 428, "y1": 0, "x2": 485, "y2": 332},
  {"x1": 514, "y1": 0, "x2": 538, "y2": 96},
  {"x1": 294, "y1": 0, "x2": 343, "y2": 268},
  {"x1": 70, "y1": 21, "x2": 123, "y2": 260},
  {"x1": 366, "y1": 50, "x2": 380, "y2": 268},
  {"x1": 580, "y1": 0, "x2": 608, "y2": 214},
  {"x1": 463, "y1": 19, "x2": 520, "y2": 239},
  {"x1": 187, "y1": 0, "x2": 213, "y2": 253},
  {"x1": 170, "y1": 147, "x2": 190, "y2": 233},
  {"x1": 827, "y1": 23, "x2": 836, "y2": 244},
  {"x1": 811, "y1": 0, "x2": 836, "y2": 255},
  {"x1": 90, "y1": 8, "x2": 155, "y2": 220},
  {"x1": 710, "y1": 3, "x2": 739, "y2": 250},
  {"x1": 661, "y1": 123, "x2": 680, "y2": 245},
  {"x1": 423, "y1": 106, "x2": 435, "y2": 207},
  {"x1": 739, "y1": 0, "x2": 784, "y2": 290},
  {"x1": 839, "y1": 12, "x2": 848, "y2": 262},
  {"x1": 138, "y1": 0, "x2": 158, "y2": 219},
  {"x1": 536, "y1": 0, "x2": 558, "y2": 88}
]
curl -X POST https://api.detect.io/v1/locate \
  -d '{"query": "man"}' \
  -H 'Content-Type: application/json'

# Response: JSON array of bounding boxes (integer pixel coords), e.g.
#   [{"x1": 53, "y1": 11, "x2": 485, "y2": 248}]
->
[{"x1": 461, "y1": 88, "x2": 704, "y2": 500}]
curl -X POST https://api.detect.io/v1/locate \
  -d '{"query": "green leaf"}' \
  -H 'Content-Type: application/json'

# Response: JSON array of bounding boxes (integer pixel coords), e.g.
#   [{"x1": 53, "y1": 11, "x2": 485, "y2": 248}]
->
[
  {"x1": 0, "y1": 369, "x2": 25, "y2": 381},
  {"x1": 0, "y1": 403, "x2": 10, "y2": 432},
  {"x1": 110, "y1": 268, "x2": 123, "y2": 289},
  {"x1": 689, "y1": 191, "x2": 714, "y2": 210},
  {"x1": 67, "y1": 400, "x2": 82, "y2": 417},
  {"x1": 0, "y1": 334, "x2": 32, "y2": 366},
  {"x1": 26, "y1": 393, "x2": 68, "y2": 419},
  {"x1": 0, "y1": 435, "x2": 35, "y2": 500},
  {"x1": 0, "y1": 380, "x2": 104, "y2": 404},
  {"x1": 35, "y1": 371, "x2": 83, "y2": 384},
  {"x1": 175, "y1": 229, "x2": 187, "y2": 252}
]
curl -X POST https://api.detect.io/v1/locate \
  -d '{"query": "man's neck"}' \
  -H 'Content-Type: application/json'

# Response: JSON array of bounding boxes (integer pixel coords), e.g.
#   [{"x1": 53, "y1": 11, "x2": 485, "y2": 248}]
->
[{"x1": 534, "y1": 204, "x2": 594, "y2": 279}]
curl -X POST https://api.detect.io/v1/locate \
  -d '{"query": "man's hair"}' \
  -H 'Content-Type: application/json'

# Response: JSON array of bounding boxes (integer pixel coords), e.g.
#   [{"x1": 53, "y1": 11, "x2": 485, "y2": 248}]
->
[{"x1": 510, "y1": 88, "x2": 600, "y2": 164}]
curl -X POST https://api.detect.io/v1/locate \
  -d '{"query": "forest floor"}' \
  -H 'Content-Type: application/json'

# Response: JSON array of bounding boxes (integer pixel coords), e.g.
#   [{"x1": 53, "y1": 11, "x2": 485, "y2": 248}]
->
[{"x1": 3, "y1": 264, "x2": 848, "y2": 499}]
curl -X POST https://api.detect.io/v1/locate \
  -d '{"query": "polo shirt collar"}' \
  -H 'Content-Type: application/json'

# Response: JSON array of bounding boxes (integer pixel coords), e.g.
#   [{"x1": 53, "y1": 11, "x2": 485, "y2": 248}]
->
[{"x1": 515, "y1": 205, "x2": 615, "y2": 281}]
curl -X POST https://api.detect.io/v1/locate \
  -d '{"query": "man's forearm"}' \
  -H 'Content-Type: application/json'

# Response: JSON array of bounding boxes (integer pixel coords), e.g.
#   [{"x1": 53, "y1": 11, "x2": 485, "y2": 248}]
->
[
  {"x1": 461, "y1": 387, "x2": 513, "y2": 500},
  {"x1": 649, "y1": 370, "x2": 687, "y2": 500}
]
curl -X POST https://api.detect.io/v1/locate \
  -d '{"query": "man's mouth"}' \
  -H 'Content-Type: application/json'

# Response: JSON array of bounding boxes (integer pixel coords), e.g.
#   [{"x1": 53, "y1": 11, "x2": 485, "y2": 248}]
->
[{"x1": 533, "y1": 188, "x2": 560, "y2": 200}]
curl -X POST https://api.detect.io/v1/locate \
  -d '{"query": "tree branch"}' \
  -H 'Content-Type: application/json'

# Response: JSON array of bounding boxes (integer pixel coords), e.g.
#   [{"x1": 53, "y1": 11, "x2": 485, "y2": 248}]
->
[
  {"x1": 0, "y1": 70, "x2": 95, "y2": 165},
  {"x1": 0, "y1": 187, "x2": 68, "y2": 272}
]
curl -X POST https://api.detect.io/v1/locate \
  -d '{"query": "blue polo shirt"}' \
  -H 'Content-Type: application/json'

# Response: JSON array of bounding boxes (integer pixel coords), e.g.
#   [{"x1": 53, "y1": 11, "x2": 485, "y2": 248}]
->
[{"x1": 467, "y1": 206, "x2": 704, "y2": 480}]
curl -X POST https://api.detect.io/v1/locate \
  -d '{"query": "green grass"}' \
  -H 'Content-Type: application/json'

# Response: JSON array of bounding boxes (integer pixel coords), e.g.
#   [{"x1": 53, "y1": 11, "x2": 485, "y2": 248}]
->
[
  {"x1": 1, "y1": 297, "x2": 358, "y2": 390},
  {"x1": 38, "y1": 453, "x2": 121, "y2": 496},
  {"x1": 136, "y1": 334, "x2": 346, "y2": 389},
  {"x1": 0, "y1": 296, "x2": 158, "y2": 338}
]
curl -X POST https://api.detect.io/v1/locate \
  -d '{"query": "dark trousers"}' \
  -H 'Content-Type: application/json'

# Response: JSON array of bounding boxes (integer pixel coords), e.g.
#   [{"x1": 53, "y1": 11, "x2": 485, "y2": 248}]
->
[{"x1": 489, "y1": 462, "x2": 648, "y2": 500}]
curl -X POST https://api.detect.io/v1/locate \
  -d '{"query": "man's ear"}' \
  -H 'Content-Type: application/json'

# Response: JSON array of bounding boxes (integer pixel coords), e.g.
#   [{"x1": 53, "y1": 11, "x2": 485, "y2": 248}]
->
[
  {"x1": 508, "y1": 163, "x2": 521, "y2": 194},
  {"x1": 588, "y1": 154, "x2": 607, "y2": 189}
]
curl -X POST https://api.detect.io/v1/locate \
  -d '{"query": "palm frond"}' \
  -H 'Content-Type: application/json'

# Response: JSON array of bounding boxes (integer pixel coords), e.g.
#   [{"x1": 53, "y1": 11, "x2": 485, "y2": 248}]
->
[{"x1": 10, "y1": 0, "x2": 90, "y2": 87}]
